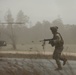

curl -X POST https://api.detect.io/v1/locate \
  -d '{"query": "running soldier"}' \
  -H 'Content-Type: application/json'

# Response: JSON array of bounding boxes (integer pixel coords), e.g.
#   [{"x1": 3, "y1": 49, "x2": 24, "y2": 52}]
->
[{"x1": 50, "y1": 26, "x2": 67, "y2": 70}]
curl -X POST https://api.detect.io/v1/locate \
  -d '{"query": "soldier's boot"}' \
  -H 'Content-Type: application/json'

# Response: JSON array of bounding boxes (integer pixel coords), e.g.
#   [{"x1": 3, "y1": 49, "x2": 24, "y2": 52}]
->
[
  {"x1": 60, "y1": 57, "x2": 67, "y2": 66},
  {"x1": 55, "y1": 59, "x2": 62, "y2": 71}
]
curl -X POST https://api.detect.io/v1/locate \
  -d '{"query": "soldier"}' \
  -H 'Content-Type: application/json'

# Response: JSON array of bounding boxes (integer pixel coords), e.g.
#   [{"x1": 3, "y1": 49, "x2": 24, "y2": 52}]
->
[{"x1": 50, "y1": 26, "x2": 67, "y2": 70}]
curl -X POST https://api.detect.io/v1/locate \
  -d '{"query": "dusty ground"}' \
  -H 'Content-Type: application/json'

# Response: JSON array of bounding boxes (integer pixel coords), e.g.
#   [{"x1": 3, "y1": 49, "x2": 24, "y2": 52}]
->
[
  {"x1": 0, "y1": 58, "x2": 76, "y2": 75},
  {"x1": 0, "y1": 51, "x2": 76, "y2": 60},
  {"x1": 0, "y1": 44, "x2": 76, "y2": 75},
  {"x1": 1, "y1": 44, "x2": 76, "y2": 53},
  {"x1": 0, "y1": 44, "x2": 76, "y2": 59}
]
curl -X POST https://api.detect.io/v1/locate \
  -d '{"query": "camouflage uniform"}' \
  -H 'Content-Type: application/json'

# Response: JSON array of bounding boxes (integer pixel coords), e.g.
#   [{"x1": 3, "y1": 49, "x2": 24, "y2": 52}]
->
[{"x1": 50, "y1": 26, "x2": 67, "y2": 70}]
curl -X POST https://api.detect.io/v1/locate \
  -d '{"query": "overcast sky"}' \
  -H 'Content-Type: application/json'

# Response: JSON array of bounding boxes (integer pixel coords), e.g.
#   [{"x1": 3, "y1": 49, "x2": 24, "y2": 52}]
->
[{"x1": 0, "y1": 0, "x2": 76, "y2": 25}]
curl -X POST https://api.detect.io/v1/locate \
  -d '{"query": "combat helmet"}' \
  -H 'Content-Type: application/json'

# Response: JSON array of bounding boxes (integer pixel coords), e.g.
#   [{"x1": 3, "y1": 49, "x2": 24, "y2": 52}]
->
[{"x1": 50, "y1": 26, "x2": 58, "y2": 32}]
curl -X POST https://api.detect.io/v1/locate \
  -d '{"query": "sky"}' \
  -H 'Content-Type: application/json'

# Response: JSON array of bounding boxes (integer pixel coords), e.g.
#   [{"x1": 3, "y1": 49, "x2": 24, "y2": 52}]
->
[{"x1": 0, "y1": 0, "x2": 76, "y2": 25}]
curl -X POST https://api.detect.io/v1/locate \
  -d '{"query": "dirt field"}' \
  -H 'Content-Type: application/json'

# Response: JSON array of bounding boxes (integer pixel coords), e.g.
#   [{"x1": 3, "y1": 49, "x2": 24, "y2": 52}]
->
[
  {"x1": 0, "y1": 58, "x2": 76, "y2": 75},
  {"x1": 0, "y1": 44, "x2": 76, "y2": 60},
  {"x1": 1, "y1": 44, "x2": 76, "y2": 53},
  {"x1": 0, "y1": 44, "x2": 76, "y2": 75}
]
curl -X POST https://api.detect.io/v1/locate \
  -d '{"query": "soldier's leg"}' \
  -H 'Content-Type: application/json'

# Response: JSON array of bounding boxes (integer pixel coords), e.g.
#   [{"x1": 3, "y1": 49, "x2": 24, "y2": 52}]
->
[
  {"x1": 57, "y1": 47, "x2": 67, "y2": 66},
  {"x1": 59, "y1": 48, "x2": 67, "y2": 65},
  {"x1": 53, "y1": 50, "x2": 62, "y2": 70},
  {"x1": 55, "y1": 58, "x2": 62, "y2": 70},
  {"x1": 56, "y1": 52, "x2": 62, "y2": 69},
  {"x1": 59, "y1": 55, "x2": 67, "y2": 66}
]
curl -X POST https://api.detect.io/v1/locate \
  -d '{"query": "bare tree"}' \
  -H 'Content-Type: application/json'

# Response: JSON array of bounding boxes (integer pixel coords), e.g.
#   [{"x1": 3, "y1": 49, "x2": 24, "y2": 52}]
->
[
  {"x1": 5, "y1": 10, "x2": 17, "y2": 49},
  {"x1": 16, "y1": 10, "x2": 29, "y2": 27},
  {"x1": 15, "y1": 10, "x2": 29, "y2": 44}
]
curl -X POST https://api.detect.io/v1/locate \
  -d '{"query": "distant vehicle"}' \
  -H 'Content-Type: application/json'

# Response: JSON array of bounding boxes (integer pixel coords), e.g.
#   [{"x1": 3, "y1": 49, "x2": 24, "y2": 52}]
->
[{"x1": 0, "y1": 41, "x2": 7, "y2": 46}]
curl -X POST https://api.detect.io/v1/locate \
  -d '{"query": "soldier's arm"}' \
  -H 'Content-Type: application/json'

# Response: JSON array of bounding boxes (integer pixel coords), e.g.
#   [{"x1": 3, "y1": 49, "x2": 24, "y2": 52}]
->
[
  {"x1": 44, "y1": 39, "x2": 51, "y2": 41},
  {"x1": 53, "y1": 34, "x2": 61, "y2": 44}
]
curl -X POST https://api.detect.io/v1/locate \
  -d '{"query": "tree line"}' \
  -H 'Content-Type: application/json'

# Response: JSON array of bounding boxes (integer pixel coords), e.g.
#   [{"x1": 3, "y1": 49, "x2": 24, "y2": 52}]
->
[{"x1": 0, "y1": 10, "x2": 76, "y2": 49}]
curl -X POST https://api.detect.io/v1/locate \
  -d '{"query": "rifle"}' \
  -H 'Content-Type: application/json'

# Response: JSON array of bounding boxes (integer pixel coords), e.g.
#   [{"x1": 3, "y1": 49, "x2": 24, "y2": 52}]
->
[{"x1": 40, "y1": 39, "x2": 54, "y2": 49}]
